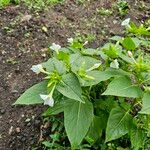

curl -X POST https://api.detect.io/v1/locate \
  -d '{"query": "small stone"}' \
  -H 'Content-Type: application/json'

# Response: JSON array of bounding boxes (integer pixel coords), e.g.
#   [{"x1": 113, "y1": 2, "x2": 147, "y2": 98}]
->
[
  {"x1": 26, "y1": 122, "x2": 31, "y2": 127},
  {"x1": 113, "y1": 20, "x2": 118, "y2": 24},
  {"x1": 11, "y1": 90, "x2": 18, "y2": 94},
  {"x1": 34, "y1": 119, "x2": 41, "y2": 127},
  {"x1": 21, "y1": 114, "x2": 25, "y2": 118},
  {"x1": 9, "y1": 126, "x2": 13, "y2": 135},
  {"x1": 16, "y1": 127, "x2": 21, "y2": 133},
  {"x1": 21, "y1": 14, "x2": 32, "y2": 22},
  {"x1": 25, "y1": 118, "x2": 31, "y2": 123},
  {"x1": 0, "y1": 109, "x2": 5, "y2": 114},
  {"x1": 21, "y1": 137, "x2": 26, "y2": 142}
]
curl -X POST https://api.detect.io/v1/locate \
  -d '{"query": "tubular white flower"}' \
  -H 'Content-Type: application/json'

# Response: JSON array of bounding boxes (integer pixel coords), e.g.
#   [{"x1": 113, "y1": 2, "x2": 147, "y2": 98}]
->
[
  {"x1": 40, "y1": 84, "x2": 55, "y2": 107},
  {"x1": 67, "y1": 38, "x2": 74, "y2": 44},
  {"x1": 40, "y1": 94, "x2": 54, "y2": 107},
  {"x1": 31, "y1": 64, "x2": 43, "y2": 74},
  {"x1": 127, "y1": 51, "x2": 133, "y2": 57},
  {"x1": 110, "y1": 59, "x2": 119, "y2": 69},
  {"x1": 121, "y1": 18, "x2": 130, "y2": 27},
  {"x1": 50, "y1": 43, "x2": 61, "y2": 54},
  {"x1": 127, "y1": 51, "x2": 137, "y2": 64}
]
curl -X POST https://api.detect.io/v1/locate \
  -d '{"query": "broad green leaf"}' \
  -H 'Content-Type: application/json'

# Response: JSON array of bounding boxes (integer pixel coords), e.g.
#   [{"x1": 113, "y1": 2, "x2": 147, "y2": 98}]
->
[
  {"x1": 132, "y1": 37, "x2": 141, "y2": 47},
  {"x1": 110, "y1": 36, "x2": 123, "y2": 42},
  {"x1": 139, "y1": 92, "x2": 150, "y2": 114},
  {"x1": 119, "y1": 53, "x2": 135, "y2": 64},
  {"x1": 14, "y1": 81, "x2": 47, "y2": 105},
  {"x1": 130, "y1": 127, "x2": 145, "y2": 150},
  {"x1": 56, "y1": 73, "x2": 84, "y2": 102},
  {"x1": 102, "y1": 76, "x2": 142, "y2": 98},
  {"x1": 122, "y1": 37, "x2": 136, "y2": 51},
  {"x1": 70, "y1": 54, "x2": 100, "y2": 72},
  {"x1": 81, "y1": 48, "x2": 99, "y2": 56},
  {"x1": 106, "y1": 107, "x2": 132, "y2": 142},
  {"x1": 86, "y1": 116, "x2": 103, "y2": 144},
  {"x1": 42, "y1": 57, "x2": 66, "y2": 74},
  {"x1": 79, "y1": 71, "x2": 113, "y2": 86},
  {"x1": 64, "y1": 98, "x2": 93, "y2": 147},
  {"x1": 80, "y1": 69, "x2": 130, "y2": 87}
]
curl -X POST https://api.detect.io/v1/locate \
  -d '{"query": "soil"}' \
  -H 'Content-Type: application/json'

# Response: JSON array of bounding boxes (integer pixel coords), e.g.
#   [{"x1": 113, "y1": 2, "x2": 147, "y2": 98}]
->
[{"x1": 0, "y1": 0, "x2": 149, "y2": 149}]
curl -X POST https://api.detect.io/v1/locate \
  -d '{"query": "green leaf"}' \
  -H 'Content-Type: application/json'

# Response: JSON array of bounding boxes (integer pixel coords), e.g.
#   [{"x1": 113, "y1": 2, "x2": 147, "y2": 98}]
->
[
  {"x1": 86, "y1": 116, "x2": 103, "y2": 144},
  {"x1": 130, "y1": 127, "x2": 145, "y2": 150},
  {"x1": 79, "y1": 71, "x2": 113, "y2": 86},
  {"x1": 132, "y1": 37, "x2": 141, "y2": 47},
  {"x1": 119, "y1": 53, "x2": 135, "y2": 64},
  {"x1": 106, "y1": 107, "x2": 132, "y2": 142},
  {"x1": 110, "y1": 36, "x2": 123, "y2": 42},
  {"x1": 139, "y1": 92, "x2": 150, "y2": 114},
  {"x1": 70, "y1": 54, "x2": 100, "y2": 72},
  {"x1": 102, "y1": 43, "x2": 122, "y2": 59},
  {"x1": 80, "y1": 69, "x2": 130, "y2": 87},
  {"x1": 14, "y1": 81, "x2": 47, "y2": 105},
  {"x1": 43, "y1": 101, "x2": 64, "y2": 116},
  {"x1": 56, "y1": 73, "x2": 84, "y2": 102},
  {"x1": 42, "y1": 58, "x2": 66, "y2": 74},
  {"x1": 122, "y1": 37, "x2": 136, "y2": 51},
  {"x1": 102, "y1": 76, "x2": 142, "y2": 98},
  {"x1": 64, "y1": 98, "x2": 93, "y2": 147},
  {"x1": 81, "y1": 48, "x2": 99, "y2": 56}
]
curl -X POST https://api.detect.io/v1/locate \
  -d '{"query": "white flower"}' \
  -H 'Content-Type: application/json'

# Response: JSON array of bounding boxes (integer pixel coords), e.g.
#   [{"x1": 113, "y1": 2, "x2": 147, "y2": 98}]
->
[
  {"x1": 40, "y1": 94, "x2": 54, "y2": 107},
  {"x1": 121, "y1": 18, "x2": 130, "y2": 27},
  {"x1": 86, "y1": 63, "x2": 101, "y2": 72},
  {"x1": 83, "y1": 41, "x2": 88, "y2": 45},
  {"x1": 67, "y1": 38, "x2": 74, "y2": 44},
  {"x1": 31, "y1": 64, "x2": 43, "y2": 74},
  {"x1": 50, "y1": 43, "x2": 61, "y2": 54},
  {"x1": 127, "y1": 51, "x2": 133, "y2": 57},
  {"x1": 110, "y1": 59, "x2": 119, "y2": 69}
]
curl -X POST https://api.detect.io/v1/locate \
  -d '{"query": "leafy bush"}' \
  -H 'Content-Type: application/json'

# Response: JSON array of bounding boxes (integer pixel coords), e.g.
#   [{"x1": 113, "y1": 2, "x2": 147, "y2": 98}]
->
[{"x1": 15, "y1": 19, "x2": 150, "y2": 149}]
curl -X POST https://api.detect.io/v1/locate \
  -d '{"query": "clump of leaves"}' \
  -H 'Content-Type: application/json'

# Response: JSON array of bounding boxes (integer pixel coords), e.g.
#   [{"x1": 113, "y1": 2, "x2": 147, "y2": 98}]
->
[
  {"x1": 116, "y1": 0, "x2": 129, "y2": 16},
  {"x1": 97, "y1": 7, "x2": 113, "y2": 16},
  {"x1": 122, "y1": 18, "x2": 150, "y2": 36},
  {"x1": 0, "y1": 0, "x2": 19, "y2": 8},
  {"x1": 23, "y1": 0, "x2": 64, "y2": 10},
  {"x1": 14, "y1": 20, "x2": 150, "y2": 149}
]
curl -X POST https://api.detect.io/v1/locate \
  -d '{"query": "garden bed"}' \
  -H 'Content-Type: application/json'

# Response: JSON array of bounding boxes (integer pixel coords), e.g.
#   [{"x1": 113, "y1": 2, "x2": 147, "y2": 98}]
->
[{"x1": 0, "y1": 0, "x2": 149, "y2": 149}]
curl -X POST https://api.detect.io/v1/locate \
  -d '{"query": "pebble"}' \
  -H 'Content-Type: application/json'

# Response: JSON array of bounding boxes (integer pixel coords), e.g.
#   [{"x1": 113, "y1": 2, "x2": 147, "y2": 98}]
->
[
  {"x1": 9, "y1": 126, "x2": 14, "y2": 135},
  {"x1": 25, "y1": 118, "x2": 31, "y2": 123},
  {"x1": 26, "y1": 122, "x2": 31, "y2": 127},
  {"x1": 11, "y1": 90, "x2": 18, "y2": 94},
  {"x1": 34, "y1": 119, "x2": 41, "y2": 127},
  {"x1": 0, "y1": 109, "x2": 5, "y2": 114},
  {"x1": 16, "y1": 127, "x2": 21, "y2": 133},
  {"x1": 21, "y1": 137, "x2": 26, "y2": 142}
]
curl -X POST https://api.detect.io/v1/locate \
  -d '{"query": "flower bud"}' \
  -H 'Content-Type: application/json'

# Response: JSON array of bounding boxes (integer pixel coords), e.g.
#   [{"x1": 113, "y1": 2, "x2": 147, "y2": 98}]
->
[{"x1": 127, "y1": 51, "x2": 133, "y2": 57}]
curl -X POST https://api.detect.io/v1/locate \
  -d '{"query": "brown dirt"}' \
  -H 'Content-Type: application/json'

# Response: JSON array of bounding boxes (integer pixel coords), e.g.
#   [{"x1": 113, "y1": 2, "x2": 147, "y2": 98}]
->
[{"x1": 0, "y1": 0, "x2": 149, "y2": 149}]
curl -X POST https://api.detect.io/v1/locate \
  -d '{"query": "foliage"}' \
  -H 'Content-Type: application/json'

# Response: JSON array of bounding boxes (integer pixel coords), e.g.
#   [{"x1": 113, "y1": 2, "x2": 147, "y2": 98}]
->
[
  {"x1": 0, "y1": 0, "x2": 64, "y2": 9},
  {"x1": 24, "y1": 0, "x2": 64, "y2": 10},
  {"x1": 0, "y1": 0, "x2": 19, "y2": 8},
  {"x1": 15, "y1": 19, "x2": 150, "y2": 149},
  {"x1": 116, "y1": 0, "x2": 129, "y2": 16}
]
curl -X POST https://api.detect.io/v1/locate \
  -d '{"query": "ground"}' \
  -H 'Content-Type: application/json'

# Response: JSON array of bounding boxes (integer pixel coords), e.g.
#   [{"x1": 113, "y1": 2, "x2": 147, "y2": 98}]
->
[{"x1": 0, "y1": 0, "x2": 149, "y2": 149}]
